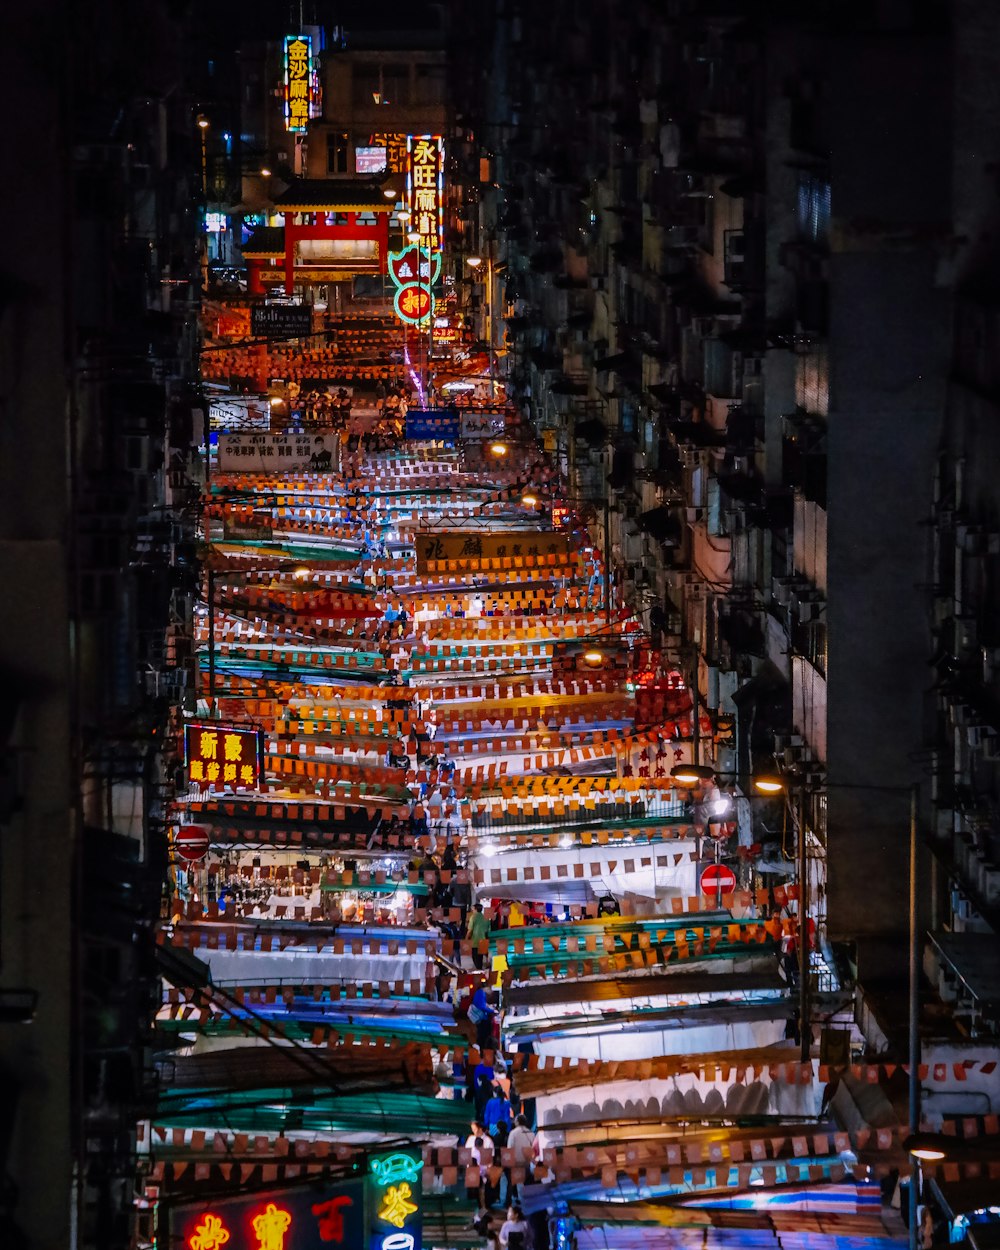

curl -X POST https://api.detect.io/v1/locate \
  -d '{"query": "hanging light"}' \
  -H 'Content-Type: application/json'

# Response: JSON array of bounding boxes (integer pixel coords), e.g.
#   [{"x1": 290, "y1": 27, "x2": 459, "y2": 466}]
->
[{"x1": 753, "y1": 774, "x2": 785, "y2": 794}]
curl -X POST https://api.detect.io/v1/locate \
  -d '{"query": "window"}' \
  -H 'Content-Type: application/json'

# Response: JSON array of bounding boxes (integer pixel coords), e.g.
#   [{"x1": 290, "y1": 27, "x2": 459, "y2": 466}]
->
[
  {"x1": 797, "y1": 174, "x2": 831, "y2": 246},
  {"x1": 327, "y1": 131, "x2": 349, "y2": 174},
  {"x1": 382, "y1": 63, "x2": 409, "y2": 105}
]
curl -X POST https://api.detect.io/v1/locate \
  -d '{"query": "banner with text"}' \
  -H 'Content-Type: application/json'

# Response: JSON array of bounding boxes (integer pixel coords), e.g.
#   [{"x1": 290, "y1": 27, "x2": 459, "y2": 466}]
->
[
  {"x1": 416, "y1": 529, "x2": 571, "y2": 573},
  {"x1": 460, "y1": 410, "x2": 506, "y2": 440},
  {"x1": 217, "y1": 431, "x2": 340, "y2": 473}
]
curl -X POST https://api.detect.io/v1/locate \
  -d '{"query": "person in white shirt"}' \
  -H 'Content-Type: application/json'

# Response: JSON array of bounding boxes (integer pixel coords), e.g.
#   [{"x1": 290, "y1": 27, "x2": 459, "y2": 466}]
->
[{"x1": 499, "y1": 1206, "x2": 533, "y2": 1250}]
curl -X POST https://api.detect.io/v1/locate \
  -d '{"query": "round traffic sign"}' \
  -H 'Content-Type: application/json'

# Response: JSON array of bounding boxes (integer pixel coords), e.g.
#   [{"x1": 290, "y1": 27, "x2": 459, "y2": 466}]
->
[
  {"x1": 700, "y1": 863, "x2": 737, "y2": 895},
  {"x1": 174, "y1": 825, "x2": 211, "y2": 864}
]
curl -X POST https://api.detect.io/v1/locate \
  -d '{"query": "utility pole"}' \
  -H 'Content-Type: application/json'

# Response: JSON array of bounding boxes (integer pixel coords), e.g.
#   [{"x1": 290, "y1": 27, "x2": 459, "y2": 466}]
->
[
  {"x1": 798, "y1": 781, "x2": 810, "y2": 1062},
  {"x1": 602, "y1": 493, "x2": 612, "y2": 626},
  {"x1": 908, "y1": 784, "x2": 920, "y2": 1250}
]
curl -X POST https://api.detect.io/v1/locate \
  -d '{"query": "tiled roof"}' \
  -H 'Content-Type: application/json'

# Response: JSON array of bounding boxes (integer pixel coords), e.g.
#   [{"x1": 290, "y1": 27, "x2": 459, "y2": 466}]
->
[
  {"x1": 273, "y1": 179, "x2": 396, "y2": 211},
  {"x1": 240, "y1": 226, "x2": 285, "y2": 257}
]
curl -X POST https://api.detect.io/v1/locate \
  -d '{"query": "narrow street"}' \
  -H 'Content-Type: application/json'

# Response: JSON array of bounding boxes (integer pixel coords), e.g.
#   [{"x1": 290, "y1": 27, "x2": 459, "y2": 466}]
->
[{"x1": 152, "y1": 298, "x2": 890, "y2": 1249}]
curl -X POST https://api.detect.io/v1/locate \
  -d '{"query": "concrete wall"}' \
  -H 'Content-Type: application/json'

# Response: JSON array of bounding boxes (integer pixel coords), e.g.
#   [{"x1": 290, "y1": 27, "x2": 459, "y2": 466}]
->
[
  {"x1": 825, "y1": 34, "x2": 951, "y2": 958},
  {"x1": 0, "y1": 8, "x2": 75, "y2": 1247}
]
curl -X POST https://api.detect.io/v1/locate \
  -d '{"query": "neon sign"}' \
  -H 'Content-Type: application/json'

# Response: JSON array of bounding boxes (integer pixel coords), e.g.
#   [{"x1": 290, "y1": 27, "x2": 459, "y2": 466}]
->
[
  {"x1": 369, "y1": 1152, "x2": 421, "y2": 1250},
  {"x1": 176, "y1": 1181, "x2": 363, "y2": 1250},
  {"x1": 406, "y1": 135, "x2": 443, "y2": 255},
  {"x1": 284, "y1": 35, "x2": 313, "y2": 133},
  {"x1": 190, "y1": 1213, "x2": 231, "y2": 1250},
  {"x1": 388, "y1": 246, "x2": 440, "y2": 327},
  {"x1": 252, "y1": 1204, "x2": 291, "y2": 1250},
  {"x1": 184, "y1": 723, "x2": 263, "y2": 791}
]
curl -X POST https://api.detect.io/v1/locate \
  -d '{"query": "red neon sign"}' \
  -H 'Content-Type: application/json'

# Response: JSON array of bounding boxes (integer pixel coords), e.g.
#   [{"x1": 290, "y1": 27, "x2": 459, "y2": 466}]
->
[{"x1": 189, "y1": 1213, "x2": 231, "y2": 1250}]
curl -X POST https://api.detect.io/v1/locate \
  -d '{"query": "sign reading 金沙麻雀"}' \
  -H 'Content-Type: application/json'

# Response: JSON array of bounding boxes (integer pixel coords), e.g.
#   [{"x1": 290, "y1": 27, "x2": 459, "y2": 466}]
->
[
  {"x1": 284, "y1": 34, "x2": 314, "y2": 133},
  {"x1": 217, "y1": 431, "x2": 340, "y2": 473},
  {"x1": 415, "y1": 530, "x2": 571, "y2": 573},
  {"x1": 185, "y1": 724, "x2": 262, "y2": 791}
]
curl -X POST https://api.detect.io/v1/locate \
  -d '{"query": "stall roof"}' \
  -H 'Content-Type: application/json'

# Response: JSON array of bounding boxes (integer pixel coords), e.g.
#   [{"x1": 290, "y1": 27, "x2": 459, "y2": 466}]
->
[{"x1": 274, "y1": 179, "x2": 396, "y2": 212}]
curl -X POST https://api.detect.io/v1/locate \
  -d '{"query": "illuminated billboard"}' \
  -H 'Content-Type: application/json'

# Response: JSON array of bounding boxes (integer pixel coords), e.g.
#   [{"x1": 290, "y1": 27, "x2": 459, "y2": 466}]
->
[
  {"x1": 174, "y1": 1179, "x2": 365, "y2": 1250},
  {"x1": 284, "y1": 34, "x2": 313, "y2": 133},
  {"x1": 184, "y1": 724, "x2": 263, "y2": 791},
  {"x1": 406, "y1": 135, "x2": 443, "y2": 255},
  {"x1": 355, "y1": 146, "x2": 388, "y2": 174}
]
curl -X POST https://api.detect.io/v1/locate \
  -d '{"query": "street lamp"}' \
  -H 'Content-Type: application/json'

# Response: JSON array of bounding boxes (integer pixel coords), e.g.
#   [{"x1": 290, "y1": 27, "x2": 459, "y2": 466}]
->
[{"x1": 197, "y1": 115, "x2": 210, "y2": 199}]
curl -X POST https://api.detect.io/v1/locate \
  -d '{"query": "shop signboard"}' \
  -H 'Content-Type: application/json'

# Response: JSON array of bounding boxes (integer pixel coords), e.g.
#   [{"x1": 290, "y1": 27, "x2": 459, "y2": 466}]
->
[
  {"x1": 209, "y1": 396, "x2": 270, "y2": 431},
  {"x1": 406, "y1": 134, "x2": 444, "y2": 255},
  {"x1": 251, "y1": 303, "x2": 314, "y2": 339},
  {"x1": 415, "y1": 529, "x2": 571, "y2": 573},
  {"x1": 355, "y1": 145, "x2": 387, "y2": 174},
  {"x1": 370, "y1": 132, "x2": 407, "y2": 173},
  {"x1": 460, "y1": 410, "x2": 506, "y2": 440},
  {"x1": 173, "y1": 1178, "x2": 366, "y2": 1250},
  {"x1": 217, "y1": 431, "x2": 340, "y2": 473},
  {"x1": 283, "y1": 34, "x2": 314, "y2": 133},
  {"x1": 184, "y1": 724, "x2": 263, "y2": 791},
  {"x1": 368, "y1": 1152, "x2": 422, "y2": 1250},
  {"x1": 404, "y1": 409, "x2": 460, "y2": 441}
]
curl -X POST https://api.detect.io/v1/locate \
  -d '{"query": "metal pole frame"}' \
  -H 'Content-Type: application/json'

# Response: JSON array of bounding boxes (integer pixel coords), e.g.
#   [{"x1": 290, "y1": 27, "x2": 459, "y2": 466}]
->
[
  {"x1": 908, "y1": 783, "x2": 920, "y2": 1250},
  {"x1": 798, "y1": 782, "x2": 809, "y2": 1062}
]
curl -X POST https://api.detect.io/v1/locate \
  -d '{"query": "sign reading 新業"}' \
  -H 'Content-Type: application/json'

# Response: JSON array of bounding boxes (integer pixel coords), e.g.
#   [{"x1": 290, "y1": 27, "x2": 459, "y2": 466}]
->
[
  {"x1": 416, "y1": 529, "x2": 572, "y2": 573},
  {"x1": 184, "y1": 724, "x2": 263, "y2": 791},
  {"x1": 284, "y1": 34, "x2": 313, "y2": 133},
  {"x1": 407, "y1": 134, "x2": 443, "y2": 255},
  {"x1": 250, "y1": 303, "x2": 314, "y2": 339},
  {"x1": 404, "y1": 409, "x2": 460, "y2": 441},
  {"x1": 460, "y1": 410, "x2": 506, "y2": 441},
  {"x1": 217, "y1": 431, "x2": 340, "y2": 473},
  {"x1": 368, "y1": 1152, "x2": 422, "y2": 1250},
  {"x1": 174, "y1": 1178, "x2": 366, "y2": 1250}
]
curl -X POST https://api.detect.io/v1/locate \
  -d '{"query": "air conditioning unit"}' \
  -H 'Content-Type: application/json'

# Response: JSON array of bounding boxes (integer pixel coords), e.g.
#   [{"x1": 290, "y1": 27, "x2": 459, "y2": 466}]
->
[
  {"x1": 798, "y1": 599, "x2": 825, "y2": 624},
  {"x1": 773, "y1": 576, "x2": 795, "y2": 607},
  {"x1": 967, "y1": 724, "x2": 996, "y2": 751},
  {"x1": 983, "y1": 734, "x2": 1000, "y2": 762}
]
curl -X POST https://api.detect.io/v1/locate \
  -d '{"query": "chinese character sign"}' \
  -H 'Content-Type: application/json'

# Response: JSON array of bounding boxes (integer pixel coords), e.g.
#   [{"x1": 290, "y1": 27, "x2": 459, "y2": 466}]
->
[
  {"x1": 175, "y1": 1180, "x2": 365, "y2": 1250},
  {"x1": 284, "y1": 35, "x2": 313, "y2": 133},
  {"x1": 185, "y1": 724, "x2": 262, "y2": 791},
  {"x1": 406, "y1": 135, "x2": 443, "y2": 255},
  {"x1": 371, "y1": 132, "x2": 407, "y2": 173},
  {"x1": 369, "y1": 1153, "x2": 421, "y2": 1250},
  {"x1": 415, "y1": 530, "x2": 571, "y2": 573},
  {"x1": 216, "y1": 431, "x2": 340, "y2": 474}
]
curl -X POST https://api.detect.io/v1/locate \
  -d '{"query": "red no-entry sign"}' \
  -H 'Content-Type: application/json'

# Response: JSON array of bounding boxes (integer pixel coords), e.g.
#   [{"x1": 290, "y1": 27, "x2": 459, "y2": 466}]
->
[
  {"x1": 700, "y1": 863, "x2": 737, "y2": 895},
  {"x1": 174, "y1": 825, "x2": 211, "y2": 864}
]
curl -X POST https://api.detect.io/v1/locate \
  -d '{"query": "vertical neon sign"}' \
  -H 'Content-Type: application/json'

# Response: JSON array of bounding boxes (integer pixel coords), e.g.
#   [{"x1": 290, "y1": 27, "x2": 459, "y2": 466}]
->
[
  {"x1": 284, "y1": 35, "x2": 312, "y2": 133},
  {"x1": 369, "y1": 1153, "x2": 422, "y2": 1250},
  {"x1": 406, "y1": 135, "x2": 444, "y2": 256}
]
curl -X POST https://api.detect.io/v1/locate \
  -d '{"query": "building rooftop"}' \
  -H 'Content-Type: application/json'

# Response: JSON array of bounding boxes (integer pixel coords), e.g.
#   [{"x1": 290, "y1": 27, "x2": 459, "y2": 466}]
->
[{"x1": 273, "y1": 179, "x2": 396, "y2": 211}]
